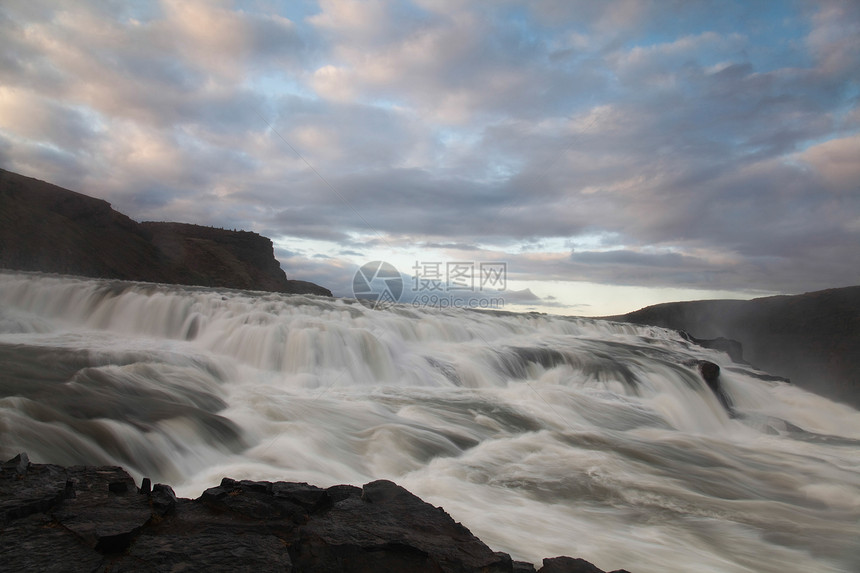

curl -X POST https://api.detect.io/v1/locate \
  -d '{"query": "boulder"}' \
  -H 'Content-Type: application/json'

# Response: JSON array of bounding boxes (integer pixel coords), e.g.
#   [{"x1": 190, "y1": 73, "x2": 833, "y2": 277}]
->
[
  {"x1": 291, "y1": 479, "x2": 510, "y2": 572},
  {"x1": 537, "y1": 556, "x2": 633, "y2": 573},
  {"x1": 698, "y1": 361, "x2": 734, "y2": 415}
]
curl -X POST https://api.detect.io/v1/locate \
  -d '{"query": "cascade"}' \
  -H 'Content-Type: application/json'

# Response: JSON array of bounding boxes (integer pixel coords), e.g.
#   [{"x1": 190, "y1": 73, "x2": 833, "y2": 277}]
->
[{"x1": 1, "y1": 270, "x2": 858, "y2": 573}]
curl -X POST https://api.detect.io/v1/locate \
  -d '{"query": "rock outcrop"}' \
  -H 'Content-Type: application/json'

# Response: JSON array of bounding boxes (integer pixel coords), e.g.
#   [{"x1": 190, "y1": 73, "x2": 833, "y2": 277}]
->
[
  {"x1": 1, "y1": 454, "x2": 631, "y2": 573},
  {"x1": 608, "y1": 287, "x2": 860, "y2": 409},
  {"x1": 697, "y1": 361, "x2": 733, "y2": 415},
  {"x1": 680, "y1": 332, "x2": 745, "y2": 364},
  {"x1": 0, "y1": 169, "x2": 331, "y2": 296},
  {"x1": 140, "y1": 222, "x2": 331, "y2": 295}
]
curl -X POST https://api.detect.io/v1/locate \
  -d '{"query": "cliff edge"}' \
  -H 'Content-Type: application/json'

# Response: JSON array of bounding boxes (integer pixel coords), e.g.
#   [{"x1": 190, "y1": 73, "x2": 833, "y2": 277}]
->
[
  {"x1": 608, "y1": 287, "x2": 860, "y2": 409},
  {"x1": 0, "y1": 169, "x2": 331, "y2": 296}
]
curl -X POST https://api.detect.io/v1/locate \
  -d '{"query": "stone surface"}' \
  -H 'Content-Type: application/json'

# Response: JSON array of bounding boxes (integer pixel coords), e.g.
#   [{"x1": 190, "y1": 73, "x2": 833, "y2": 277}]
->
[
  {"x1": 538, "y1": 557, "x2": 605, "y2": 573},
  {"x1": 696, "y1": 361, "x2": 734, "y2": 414},
  {"x1": 292, "y1": 479, "x2": 510, "y2": 572},
  {"x1": 537, "y1": 557, "x2": 633, "y2": 573},
  {"x1": 513, "y1": 560, "x2": 538, "y2": 573},
  {"x1": 1, "y1": 454, "x2": 628, "y2": 573},
  {"x1": 54, "y1": 465, "x2": 154, "y2": 553},
  {"x1": 0, "y1": 454, "x2": 72, "y2": 524}
]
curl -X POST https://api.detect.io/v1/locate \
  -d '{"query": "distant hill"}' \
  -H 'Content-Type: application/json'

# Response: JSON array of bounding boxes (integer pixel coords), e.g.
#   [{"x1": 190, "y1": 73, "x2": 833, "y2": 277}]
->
[
  {"x1": 609, "y1": 288, "x2": 860, "y2": 409},
  {"x1": 0, "y1": 169, "x2": 331, "y2": 296}
]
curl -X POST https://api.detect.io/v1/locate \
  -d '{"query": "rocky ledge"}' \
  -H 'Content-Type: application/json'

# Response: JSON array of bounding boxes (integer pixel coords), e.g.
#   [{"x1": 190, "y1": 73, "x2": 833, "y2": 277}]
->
[{"x1": 1, "y1": 454, "x2": 631, "y2": 573}]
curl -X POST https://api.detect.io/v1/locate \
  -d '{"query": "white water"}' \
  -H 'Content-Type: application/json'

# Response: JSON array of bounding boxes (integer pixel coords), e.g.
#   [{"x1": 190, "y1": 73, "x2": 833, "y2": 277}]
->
[{"x1": 1, "y1": 270, "x2": 858, "y2": 572}]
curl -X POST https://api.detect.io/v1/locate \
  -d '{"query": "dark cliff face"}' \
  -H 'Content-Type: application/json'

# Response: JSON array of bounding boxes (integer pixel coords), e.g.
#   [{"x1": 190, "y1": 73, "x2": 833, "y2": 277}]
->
[
  {"x1": 139, "y1": 222, "x2": 332, "y2": 295},
  {"x1": 0, "y1": 169, "x2": 168, "y2": 281},
  {"x1": 611, "y1": 288, "x2": 860, "y2": 409},
  {"x1": 0, "y1": 169, "x2": 331, "y2": 296}
]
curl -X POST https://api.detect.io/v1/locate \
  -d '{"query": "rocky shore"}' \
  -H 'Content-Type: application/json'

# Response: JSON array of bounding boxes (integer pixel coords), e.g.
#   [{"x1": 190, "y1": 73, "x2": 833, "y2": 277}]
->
[{"x1": 1, "y1": 454, "x2": 630, "y2": 573}]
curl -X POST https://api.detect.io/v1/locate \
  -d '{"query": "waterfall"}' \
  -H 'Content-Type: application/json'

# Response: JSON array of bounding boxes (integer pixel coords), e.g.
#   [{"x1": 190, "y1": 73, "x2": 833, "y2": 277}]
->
[{"x1": 1, "y1": 270, "x2": 858, "y2": 573}]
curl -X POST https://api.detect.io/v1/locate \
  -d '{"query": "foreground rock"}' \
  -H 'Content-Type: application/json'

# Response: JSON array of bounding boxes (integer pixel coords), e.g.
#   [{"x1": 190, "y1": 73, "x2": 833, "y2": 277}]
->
[
  {"x1": 0, "y1": 168, "x2": 331, "y2": 296},
  {"x1": 1, "y1": 454, "x2": 631, "y2": 573}
]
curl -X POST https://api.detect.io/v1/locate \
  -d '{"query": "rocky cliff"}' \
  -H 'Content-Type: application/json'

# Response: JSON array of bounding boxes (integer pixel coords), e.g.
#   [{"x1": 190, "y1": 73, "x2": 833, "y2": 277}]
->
[
  {"x1": 609, "y1": 287, "x2": 860, "y2": 409},
  {"x1": 0, "y1": 169, "x2": 331, "y2": 296},
  {"x1": 1, "y1": 454, "x2": 630, "y2": 573}
]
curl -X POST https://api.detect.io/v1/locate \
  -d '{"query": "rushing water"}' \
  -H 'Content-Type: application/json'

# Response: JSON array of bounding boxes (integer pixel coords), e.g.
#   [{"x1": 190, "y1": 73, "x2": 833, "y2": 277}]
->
[{"x1": 1, "y1": 270, "x2": 858, "y2": 572}]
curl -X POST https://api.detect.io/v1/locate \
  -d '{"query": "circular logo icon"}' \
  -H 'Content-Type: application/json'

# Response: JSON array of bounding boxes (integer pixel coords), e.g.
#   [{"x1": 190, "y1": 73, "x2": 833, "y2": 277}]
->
[{"x1": 352, "y1": 261, "x2": 403, "y2": 308}]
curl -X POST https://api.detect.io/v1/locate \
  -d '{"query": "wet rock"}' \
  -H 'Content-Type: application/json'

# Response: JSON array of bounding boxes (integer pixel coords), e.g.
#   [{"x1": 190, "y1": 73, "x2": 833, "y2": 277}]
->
[
  {"x1": 13, "y1": 451, "x2": 29, "y2": 474},
  {"x1": 698, "y1": 361, "x2": 720, "y2": 388},
  {"x1": 1, "y1": 454, "x2": 631, "y2": 573},
  {"x1": 698, "y1": 361, "x2": 734, "y2": 415},
  {"x1": 0, "y1": 513, "x2": 107, "y2": 573},
  {"x1": 55, "y1": 466, "x2": 153, "y2": 553},
  {"x1": 513, "y1": 559, "x2": 539, "y2": 573},
  {"x1": 326, "y1": 483, "x2": 362, "y2": 503},
  {"x1": 272, "y1": 480, "x2": 331, "y2": 512},
  {"x1": 539, "y1": 556, "x2": 605, "y2": 572},
  {"x1": 497, "y1": 552, "x2": 538, "y2": 573},
  {"x1": 118, "y1": 528, "x2": 294, "y2": 573},
  {"x1": 293, "y1": 479, "x2": 510, "y2": 572},
  {"x1": 202, "y1": 477, "x2": 310, "y2": 523},
  {"x1": 537, "y1": 556, "x2": 632, "y2": 573},
  {"x1": 109, "y1": 480, "x2": 129, "y2": 494},
  {"x1": 0, "y1": 456, "x2": 72, "y2": 524},
  {"x1": 150, "y1": 483, "x2": 177, "y2": 516}
]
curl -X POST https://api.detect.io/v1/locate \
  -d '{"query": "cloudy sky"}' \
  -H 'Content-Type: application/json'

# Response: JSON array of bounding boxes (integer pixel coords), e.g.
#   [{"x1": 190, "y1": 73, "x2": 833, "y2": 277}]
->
[{"x1": 1, "y1": 0, "x2": 858, "y2": 315}]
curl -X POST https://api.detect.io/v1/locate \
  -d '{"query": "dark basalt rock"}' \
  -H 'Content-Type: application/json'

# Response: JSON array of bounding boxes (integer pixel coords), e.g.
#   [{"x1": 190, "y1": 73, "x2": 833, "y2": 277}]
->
[
  {"x1": 53, "y1": 465, "x2": 155, "y2": 554},
  {"x1": 537, "y1": 556, "x2": 633, "y2": 573},
  {"x1": 294, "y1": 479, "x2": 509, "y2": 572},
  {"x1": 1, "y1": 454, "x2": 630, "y2": 573},
  {"x1": 150, "y1": 483, "x2": 178, "y2": 516},
  {"x1": 698, "y1": 360, "x2": 734, "y2": 415},
  {"x1": 698, "y1": 361, "x2": 720, "y2": 388},
  {"x1": 0, "y1": 454, "x2": 73, "y2": 524},
  {"x1": 497, "y1": 552, "x2": 538, "y2": 573}
]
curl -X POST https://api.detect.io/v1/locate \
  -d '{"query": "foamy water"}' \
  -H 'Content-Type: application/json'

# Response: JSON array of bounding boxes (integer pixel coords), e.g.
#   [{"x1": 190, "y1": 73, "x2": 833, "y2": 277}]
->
[{"x1": 1, "y1": 270, "x2": 858, "y2": 572}]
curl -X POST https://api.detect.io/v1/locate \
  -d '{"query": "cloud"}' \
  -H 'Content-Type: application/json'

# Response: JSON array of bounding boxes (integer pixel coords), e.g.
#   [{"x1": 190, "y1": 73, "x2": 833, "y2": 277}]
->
[
  {"x1": 0, "y1": 0, "x2": 857, "y2": 301},
  {"x1": 806, "y1": 0, "x2": 860, "y2": 76},
  {"x1": 798, "y1": 135, "x2": 860, "y2": 190},
  {"x1": 421, "y1": 242, "x2": 481, "y2": 251}
]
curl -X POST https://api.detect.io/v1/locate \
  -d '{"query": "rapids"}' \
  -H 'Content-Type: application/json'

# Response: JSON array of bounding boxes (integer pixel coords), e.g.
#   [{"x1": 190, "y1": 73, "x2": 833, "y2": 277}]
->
[{"x1": 1, "y1": 270, "x2": 858, "y2": 572}]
